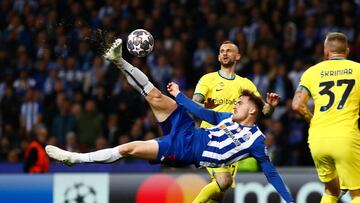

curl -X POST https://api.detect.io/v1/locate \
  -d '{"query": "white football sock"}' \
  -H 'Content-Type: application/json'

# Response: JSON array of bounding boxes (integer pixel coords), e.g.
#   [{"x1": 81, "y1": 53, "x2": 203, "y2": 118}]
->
[
  {"x1": 70, "y1": 146, "x2": 121, "y2": 163},
  {"x1": 117, "y1": 58, "x2": 154, "y2": 96}
]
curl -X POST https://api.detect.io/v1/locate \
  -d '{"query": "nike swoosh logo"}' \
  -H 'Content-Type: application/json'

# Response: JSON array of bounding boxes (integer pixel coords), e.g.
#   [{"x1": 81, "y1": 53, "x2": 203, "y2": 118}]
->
[{"x1": 216, "y1": 89, "x2": 223, "y2": 91}]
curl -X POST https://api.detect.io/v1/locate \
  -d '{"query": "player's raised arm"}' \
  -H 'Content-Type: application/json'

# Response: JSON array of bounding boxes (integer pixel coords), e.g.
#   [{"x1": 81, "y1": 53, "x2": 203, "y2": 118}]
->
[
  {"x1": 192, "y1": 94, "x2": 205, "y2": 106},
  {"x1": 167, "y1": 82, "x2": 228, "y2": 125},
  {"x1": 292, "y1": 87, "x2": 312, "y2": 123},
  {"x1": 262, "y1": 92, "x2": 280, "y2": 116}
]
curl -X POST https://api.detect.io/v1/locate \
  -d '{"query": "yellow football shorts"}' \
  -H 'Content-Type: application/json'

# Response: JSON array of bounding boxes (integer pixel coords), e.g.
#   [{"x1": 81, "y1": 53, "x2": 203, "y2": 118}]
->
[
  {"x1": 309, "y1": 137, "x2": 360, "y2": 190},
  {"x1": 206, "y1": 163, "x2": 237, "y2": 188}
]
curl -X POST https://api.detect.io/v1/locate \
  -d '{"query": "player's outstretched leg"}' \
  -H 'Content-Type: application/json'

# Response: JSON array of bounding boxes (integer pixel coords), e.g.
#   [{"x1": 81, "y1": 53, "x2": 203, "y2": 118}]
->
[
  {"x1": 103, "y1": 38, "x2": 154, "y2": 96},
  {"x1": 45, "y1": 145, "x2": 121, "y2": 166},
  {"x1": 45, "y1": 140, "x2": 159, "y2": 165},
  {"x1": 103, "y1": 38, "x2": 177, "y2": 122}
]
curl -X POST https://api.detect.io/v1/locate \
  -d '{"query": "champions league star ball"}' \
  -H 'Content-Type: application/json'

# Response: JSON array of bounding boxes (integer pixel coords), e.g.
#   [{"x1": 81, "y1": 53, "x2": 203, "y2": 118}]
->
[
  {"x1": 127, "y1": 29, "x2": 154, "y2": 57},
  {"x1": 64, "y1": 183, "x2": 97, "y2": 203}
]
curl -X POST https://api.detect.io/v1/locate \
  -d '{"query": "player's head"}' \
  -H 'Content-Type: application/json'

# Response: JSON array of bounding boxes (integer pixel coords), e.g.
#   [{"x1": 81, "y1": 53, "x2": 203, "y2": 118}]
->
[
  {"x1": 35, "y1": 125, "x2": 48, "y2": 143},
  {"x1": 324, "y1": 32, "x2": 349, "y2": 59},
  {"x1": 218, "y1": 41, "x2": 241, "y2": 68},
  {"x1": 233, "y1": 90, "x2": 263, "y2": 124}
]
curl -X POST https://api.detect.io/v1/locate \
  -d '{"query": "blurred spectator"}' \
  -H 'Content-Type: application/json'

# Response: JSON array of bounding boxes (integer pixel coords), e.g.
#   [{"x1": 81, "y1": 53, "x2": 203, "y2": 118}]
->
[
  {"x1": 340, "y1": 15, "x2": 356, "y2": 42},
  {"x1": 0, "y1": 136, "x2": 10, "y2": 162},
  {"x1": 71, "y1": 103, "x2": 83, "y2": 118},
  {"x1": 43, "y1": 85, "x2": 65, "y2": 130},
  {"x1": 58, "y1": 56, "x2": 83, "y2": 95},
  {"x1": 47, "y1": 136, "x2": 57, "y2": 148},
  {"x1": 248, "y1": 61, "x2": 269, "y2": 97},
  {"x1": 269, "y1": 64, "x2": 293, "y2": 98},
  {"x1": 52, "y1": 97, "x2": 77, "y2": 145},
  {"x1": 33, "y1": 60, "x2": 49, "y2": 92},
  {"x1": 265, "y1": 120, "x2": 287, "y2": 166},
  {"x1": 234, "y1": 32, "x2": 250, "y2": 69},
  {"x1": 320, "y1": 13, "x2": 338, "y2": 39},
  {"x1": 77, "y1": 99, "x2": 103, "y2": 149},
  {"x1": 117, "y1": 133, "x2": 131, "y2": 145},
  {"x1": 192, "y1": 39, "x2": 214, "y2": 77},
  {"x1": 143, "y1": 109, "x2": 160, "y2": 135},
  {"x1": 92, "y1": 85, "x2": 109, "y2": 117},
  {"x1": 1, "y1": 86, "x2": 20, "y2": 129},
  {"x1": 104, "y1": 113, "x2": 121, "y2": 147},
  {"x1": 13, "y1": 69, "x2": 36, "y2": 97},
  {"x1": 170, "y1": 66, "x2": 187, "y2": 92},
  {"x1": 83, "y1": 56, "x2": 108, "y2": 94},
  {"x1": 19, "y1": 89, "x2": 43, "y2": 135},
  {"x1": 286, "y1": 115, "x2": 309, "y2": 166},
  {"x1": 2, "y1": 123, "x2": 20, "y2": 150},
  {"x1": 288, "y1": 59, "x2": 305, "y2": 90},
  {"x1": 128, "y1": 118, "x2": 144, "y2": 141},
  {"x1": 299, "y1": 17, "x2": 319, "y2": 57},
  {"x1": 23, "y1": 125, "x2": 49, "y2": 173},
  {"x1": 350, "y1": 33, "x2": 360, "y2": 61},
  {"x1": 264, "y1": 131, "x2": 280, "y2": 164},
  {"x1": 15, "y1": 46, "x2": 32, "y2": 72},
  {"x1": 54, "y1": 34, "x2": 70, "y2": 58},
  {"x1": 95, "y1": 136, "x2": 108, "y2": 150},
  {"x1": 163, "y1": 26, "x2": 175, "y2": 52},
  {"x1": 7, "y1": 149, "x2": 19, "y2": 163},
  {"x1": 111, "y1": 79, "x2": 146, "y2": 132},
  {"x1": 148, "y1": 54, "x2": 172, "y2": 92},
  {"x1": 63, "y1": 131, "x2": 84, "y2": 152},
  {"x1": 77, "y1": 40, "x2": 93, "y2": 71},
  {"x1": 170, "y1": 40, "x2": 188, "y2": 67},
  {"x1": 144, "y1": 131, "x2": 156, "y2": 141},
  {"x1": 0, "y1": 69, "x2": 14, "y2": 99}
]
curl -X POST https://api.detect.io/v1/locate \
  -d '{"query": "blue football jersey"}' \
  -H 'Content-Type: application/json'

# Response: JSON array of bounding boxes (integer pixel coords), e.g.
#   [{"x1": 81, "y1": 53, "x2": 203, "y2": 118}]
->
[{"x1": 194, "y1": 114, "x2": 267, "y2": 168}]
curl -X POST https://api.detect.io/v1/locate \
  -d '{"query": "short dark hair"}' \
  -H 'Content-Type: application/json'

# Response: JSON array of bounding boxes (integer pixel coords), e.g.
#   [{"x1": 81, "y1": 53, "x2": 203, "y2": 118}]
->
[
  {"x1": 240, "y1": 89, "x2": 264, "y2": 115},
  {"x1": 325, "y1": 32, "x2": 348, "y2": 54},
  {"x1": 221, "y1": 40, "x2": 239, "y2": 53}
]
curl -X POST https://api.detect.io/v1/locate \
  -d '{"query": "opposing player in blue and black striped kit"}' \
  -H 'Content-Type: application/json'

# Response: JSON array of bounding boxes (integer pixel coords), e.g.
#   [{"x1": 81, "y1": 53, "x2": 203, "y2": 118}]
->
[{"x1": 46, "y1": 39, "x2": 294, "y2": 203}]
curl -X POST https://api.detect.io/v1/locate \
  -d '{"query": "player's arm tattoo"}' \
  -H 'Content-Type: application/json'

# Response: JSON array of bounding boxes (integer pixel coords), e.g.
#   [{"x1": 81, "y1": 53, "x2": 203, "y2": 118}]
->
[
  {"x1": 292, "y1": 88, "x2": 313, "y2": 123},
  {"x1": 192, "y1": 94, "x2": 205, "y2": 107}
]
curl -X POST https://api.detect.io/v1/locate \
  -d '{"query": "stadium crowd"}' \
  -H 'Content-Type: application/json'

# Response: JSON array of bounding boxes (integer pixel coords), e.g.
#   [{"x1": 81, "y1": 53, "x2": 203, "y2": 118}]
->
[{"x1": 1, "y1": 0, "x2": 360, "y2": 168}]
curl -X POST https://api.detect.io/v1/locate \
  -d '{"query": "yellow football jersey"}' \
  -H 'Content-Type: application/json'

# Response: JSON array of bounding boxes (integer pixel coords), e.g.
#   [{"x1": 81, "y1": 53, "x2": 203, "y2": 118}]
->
[
  {"x1": 299, "y1": 59, "x2": 360, "y2": 139},
  {"x1": 194, "y1": 71, "x2": 260, "y2": 128}
]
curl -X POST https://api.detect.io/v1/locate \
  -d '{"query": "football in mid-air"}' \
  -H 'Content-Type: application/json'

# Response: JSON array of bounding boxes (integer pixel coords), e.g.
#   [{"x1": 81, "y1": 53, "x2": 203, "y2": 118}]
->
[{"x1": 126, "y1": 29, "x2": 154, "y2": 57}]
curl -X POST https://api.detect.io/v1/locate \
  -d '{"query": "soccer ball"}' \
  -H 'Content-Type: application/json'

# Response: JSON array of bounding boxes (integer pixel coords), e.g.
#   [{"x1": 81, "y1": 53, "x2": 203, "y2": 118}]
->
[{"x1": 126, "y1": 29, "x2": 154, "y2": 57}]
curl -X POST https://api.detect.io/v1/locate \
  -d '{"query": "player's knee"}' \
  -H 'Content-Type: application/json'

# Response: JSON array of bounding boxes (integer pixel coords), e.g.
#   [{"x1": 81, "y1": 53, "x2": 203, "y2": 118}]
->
[
  {"x1": 146, "y1": 88, "x2": 162, "y2": 100},
  {"x1": 350, "y1": 189, "x2": 360, "y2": 200},
  {"x1": 215, "y1": 173, "x2": 233, "y2": 191},
  {"x1": 119, "y1": 143, "x2": 137, "y2": 157},
  {"x1": 325, "y1": 184, "x2": 340, "y2": 197}
]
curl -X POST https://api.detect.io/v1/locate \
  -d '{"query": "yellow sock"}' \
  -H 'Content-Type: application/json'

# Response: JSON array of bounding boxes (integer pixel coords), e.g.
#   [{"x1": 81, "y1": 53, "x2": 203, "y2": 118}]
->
[
  {"x1": 351, "y1": 197, "x2": 360, "y2": 203},
  {"x1": 192, "y1": 181, "x2": 221, "y2": 203},
  {"x1": 320, "y1": 193, "x2": 338, "y2": 203}
]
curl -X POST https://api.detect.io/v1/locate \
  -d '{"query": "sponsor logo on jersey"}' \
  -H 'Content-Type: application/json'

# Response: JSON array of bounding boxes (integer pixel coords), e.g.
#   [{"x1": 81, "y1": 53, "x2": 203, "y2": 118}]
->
[
  {"x1": 212, "y1": 98, "x2": 237, "y2": 105},
  {"x1": 220, "y1": 125, "x2": 241, "y2": 146}
]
